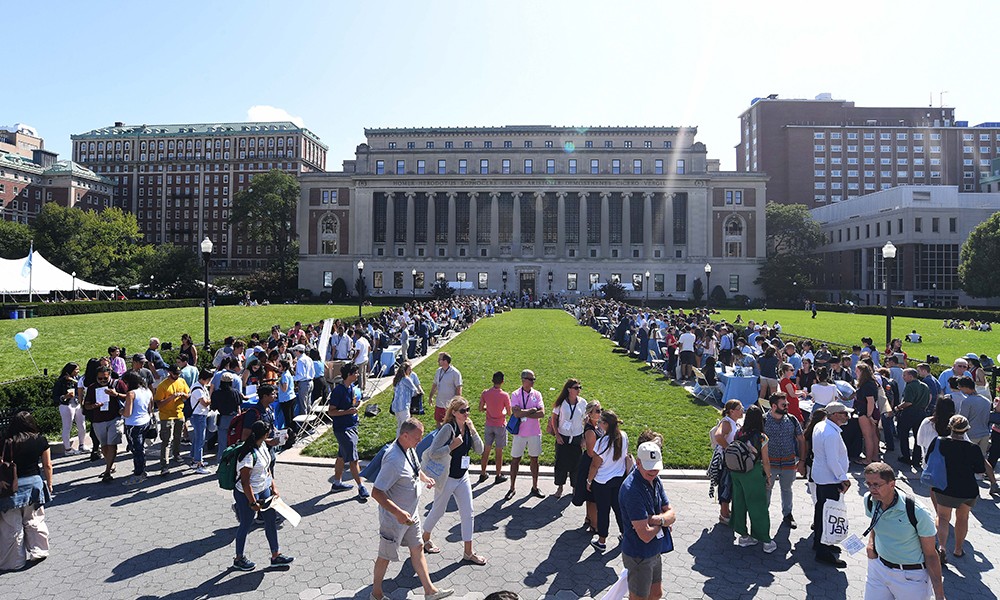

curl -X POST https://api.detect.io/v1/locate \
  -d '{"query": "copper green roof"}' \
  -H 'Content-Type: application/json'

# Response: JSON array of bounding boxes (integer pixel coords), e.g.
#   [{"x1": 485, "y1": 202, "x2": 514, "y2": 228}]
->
[
  {"x1": 0, "y1": 150, "x2": 43, "y2": 175},
  {"x1": 72, "y1": 121, "x2": 326, "y2": 148},
  {"x1": 43, "y1": 160, "x2": 115, "y2": 184}
]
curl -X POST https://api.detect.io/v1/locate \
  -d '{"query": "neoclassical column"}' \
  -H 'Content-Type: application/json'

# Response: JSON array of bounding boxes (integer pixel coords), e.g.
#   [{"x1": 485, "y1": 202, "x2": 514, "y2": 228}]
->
[
  {"x1": 578, "y1": 192, "x2": 589, "y2": 250},
  {"x1": 468, "y1": 191, "x2": 478, "y2": 254},
  {"x1": 664, "y1": 192, "x2": 675, "y2": 247},
  {"x1": 556, "y1": 192, "x2": 566, "y2": 257},
  {"x1": 385, "y1": 191, "x2": 395, "y2": 256},
  {"x1": 622, "y1": 192, "x2": 632, "y2": 249},
  {"x1": 512, "y1": 192, "x2": 522, "y2": 255},
  {"x1": 534, "y1": 191, "x2": 544, "y2": 258},
  {"x1": 446, "y1": 192, "x2": 457, "y2": 257},
  {"x1": 643, "y1": 192, "x2": 653, "y2": 259},
  {"x1": 426, "y1": 192, "x2": 436, "y2": 253},
  {"x1": 405, "y1": 191, "x2": 416, "y2": 256},
  {"x1": 600, "y1": 192, "x2": 610, "y2": 257},
  {"x1": 489, "y1": 191, "x2": 500, "y2": 256}
]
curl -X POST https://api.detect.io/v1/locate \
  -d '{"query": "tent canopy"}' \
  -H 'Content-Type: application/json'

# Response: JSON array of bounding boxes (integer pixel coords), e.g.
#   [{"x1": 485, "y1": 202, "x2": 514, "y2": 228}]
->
[{"x1": 0, "y1": 252, "x2": 116, "y2": 294}]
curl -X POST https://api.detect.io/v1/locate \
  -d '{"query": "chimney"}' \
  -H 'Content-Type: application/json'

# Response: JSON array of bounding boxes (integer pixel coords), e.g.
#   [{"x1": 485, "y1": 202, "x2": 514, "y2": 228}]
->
[{"x1": 114, "y1": 121, "x2": 124, "y2": 127}]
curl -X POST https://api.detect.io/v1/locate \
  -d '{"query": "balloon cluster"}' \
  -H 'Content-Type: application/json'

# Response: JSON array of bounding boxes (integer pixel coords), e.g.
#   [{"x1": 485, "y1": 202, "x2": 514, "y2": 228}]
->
[{"x1": 14, "y1": 328, "x2": 38, "y2": 351}]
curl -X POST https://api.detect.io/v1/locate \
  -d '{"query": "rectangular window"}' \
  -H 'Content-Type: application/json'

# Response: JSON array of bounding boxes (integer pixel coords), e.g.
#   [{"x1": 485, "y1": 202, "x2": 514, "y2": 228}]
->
[
  {"x1": 375, "y1": 160, "x2": 385, "y2": 175},
  {"x1": 633, "y1": 159, "x2": 642, "y2": 174},
  {"x1": 480, "y1": 159, "x2": 489, "y2": 174},
  {"x1": 675, "y1": 274, "x2": 686, "y2": 292},
  {"x1": 459, "y1": 159, "x2": 467, "y2": 174},
  {"x1": 484, "y1": 141, "x2": 492, "y2": 149},
  {"x1": 567, "y1": 273, "x2": 578, "y2": 291},
  {"x1": 932, "y1": 217, "x2": 939, "y2": 233},
  {"x1": 654, "y1": 159, "x2": 663, "y2": 174},
  {"x1": 915, "y1": 217, "x2": 922, "y2": 232},
  {"x1": 524, "y1": 159, "x2": 533, "y2": 174},
  {"x1": 396, "y1": 160, "x2": 405, "y2": 174},
  {"x1": 445, "y1": 141, "x2": 453, "y2": 149},
  {"x1": 417, "y1": 160, "x2": 425, "y2": 175},
  {"x1": 546, "y1": 159, "x2": 555, "y2": 174},
  {"x1": 611, "y1": 159, "x2": 621, "y2": 174},
  {"x1": 729, "y1": 274, "x2": 740, "y2": 293},
  {"x1": 676, "y1": 159, "x2": 685, "y2": 175},
  {"x1": 502, "y1": 159, "x2": 511, "y2": 174},
  {"x1": 590, "y1": 159, "x2": 599, "y2": 174},
  {"x1": 438, "y1": 159, "x2": 446, "y2": 173},
  {"x1": 568, "y1": 159, "x2": 577, "y2": 174},
  {"x1": 373, "y1": 272, "x2": 383, "y2": 289},
  {"x1": 949, "y1": 217, "x2": 957, "y2": 232},
  {"x1": 465, "y1": 141, "x2": 473, "y2": 149},
  {"x1": 672, "y1": 193, "x2": 687, "y2": 244},
  {"x1": 407, "y1": 142, "x2": 415, "y2": 149}
]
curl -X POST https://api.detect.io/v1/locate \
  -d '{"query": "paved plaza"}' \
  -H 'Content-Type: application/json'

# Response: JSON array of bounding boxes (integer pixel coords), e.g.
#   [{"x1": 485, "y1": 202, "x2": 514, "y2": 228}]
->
[{"x1": 5, "y1": 446, "x2": 999, "y2": 599}]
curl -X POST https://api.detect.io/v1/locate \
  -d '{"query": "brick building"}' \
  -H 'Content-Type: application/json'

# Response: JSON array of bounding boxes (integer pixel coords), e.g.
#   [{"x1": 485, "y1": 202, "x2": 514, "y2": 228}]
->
[{"x1": 1, "y1": 148, "x2": 114, "y2": 224}]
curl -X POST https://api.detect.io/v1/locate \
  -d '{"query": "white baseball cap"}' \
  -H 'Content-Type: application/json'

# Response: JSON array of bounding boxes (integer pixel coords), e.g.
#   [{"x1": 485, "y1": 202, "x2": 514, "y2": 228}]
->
[{"x1": 637, "y1": 441, "x2": 663, "y2": 471}]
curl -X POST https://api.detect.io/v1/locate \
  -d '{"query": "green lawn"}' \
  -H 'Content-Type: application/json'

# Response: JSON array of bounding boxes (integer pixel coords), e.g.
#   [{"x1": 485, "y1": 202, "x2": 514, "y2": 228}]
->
[
  {"x1": 303, "y1": 309, "x2": 719, "y2": 468},
  {"x1": 713, "y1": 308, "x2": 994, "y2": 364},
  {"x1": 0, "y1": 304, "x2": 385, "y2": 382}
]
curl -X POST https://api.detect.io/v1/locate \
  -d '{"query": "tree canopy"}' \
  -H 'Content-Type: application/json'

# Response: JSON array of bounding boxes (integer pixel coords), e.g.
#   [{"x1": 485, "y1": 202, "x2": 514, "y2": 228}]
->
[
  {"x1": 755, "y1": 202, "x2": 824, "y2": 303},
  {"x1": 959, "y1": 211, "x2": 1000, "y2": 298},
  {"x1": 0, "y1": 219, "x2": 32, "y2": 258},
  {"x1": 230, "y1": 169, "x2": 299, "y2": 293}
]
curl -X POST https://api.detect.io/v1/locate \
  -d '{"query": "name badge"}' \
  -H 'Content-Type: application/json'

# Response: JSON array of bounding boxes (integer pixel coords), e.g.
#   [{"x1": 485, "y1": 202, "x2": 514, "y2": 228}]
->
[
  {"x1": 841, "y1": 534, "x2": 865, "y2": 556},
  {"x1": 461, "y1": 456, "x2": 470, "y2": 469}
]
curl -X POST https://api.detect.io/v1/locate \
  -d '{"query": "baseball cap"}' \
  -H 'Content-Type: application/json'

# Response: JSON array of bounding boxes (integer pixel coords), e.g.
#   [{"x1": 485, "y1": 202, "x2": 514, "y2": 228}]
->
[
  {"x1": 292, "y1": 344, "x2": 306, "y2": 353},
  {"x1": 965, "y1": 352, "x2": 979, "y2": 360},
  {"x1": 824, "y1": 402, "x2": 853, "y2": 415},
  {"x1": 131, "y1": 353, "x2": 145, "y2": 362},
  {"x1": 636, "y1": 441, "x2": 663, "y2": 471}
]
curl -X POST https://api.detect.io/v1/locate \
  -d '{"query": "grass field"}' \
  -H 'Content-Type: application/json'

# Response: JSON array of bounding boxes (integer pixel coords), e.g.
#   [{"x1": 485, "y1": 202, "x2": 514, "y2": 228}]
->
[
  {"x1": 303, "y1": 309, "x2": 720, "y2": 468},
  {"x1": 713, "y1": 308, "x2": 995, "y2": 364},
  {"x1": 0, "y1": 304, "x2": 385, "y2": 382}
]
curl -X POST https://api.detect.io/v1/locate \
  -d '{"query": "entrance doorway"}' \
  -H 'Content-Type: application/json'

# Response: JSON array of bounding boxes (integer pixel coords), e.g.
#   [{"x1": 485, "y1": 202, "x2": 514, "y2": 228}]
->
[{"x1": 519, "y1": 271, "x2": 536, "y2": 299}]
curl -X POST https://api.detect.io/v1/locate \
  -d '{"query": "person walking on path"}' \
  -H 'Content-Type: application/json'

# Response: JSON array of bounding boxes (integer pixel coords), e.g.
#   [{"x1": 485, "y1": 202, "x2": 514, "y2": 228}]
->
[
  {"x1": 327, "y1": 363, "x2": 369, "y2": 502},
  {"x1": 896, "y1": 368, "x2": 930, "y2": 468},
  {"x1": 618, "y1": 439, "x2": 676, "y2": 600},
  {"x1": 811, "y1": 402, "x2": 853, "y2": 568},
  {"x1": 0, "y1": 411, "x2": 52, "y2": 571},
  {"x1": 121, "y1": 371, "x2": 154, "y2": 486},
  {"x1": 371, "y1": 418, "x2": 454, "y2": 600},
  {"x1": 428, "y1": 352, "x2": 463, "y2": 428},
  {"x1": 549, "y1": 378, "x2": 587, "y2": 498},
  {"x1": 391, "y1": 361, "x2": 418, "y2": 434},
  {"x1": 232, "y1": 421, "x2": 294, "y2": 571},
  {"x1": 730, "y1": 405, "x2": 776, "y2": 553},
  {"x1": 421, "y1": 397, "x2": 487, "y2": 565},
  {"x1": 506, "y1": 369, "x2": 546, "y2": 501},
  {"x1": 954, "y1": 376, "x2": 998, "y2": 492},
  {"x1": 928, "y1": 415, "x2": 985, "y2": 564},
  {"x1": 53, "y1": 362, "x2": 87, "y2": 456},
  {"x1": 764, "y1": 393, "x2": 805, "y2": 530},
  {"x1": 478, "y1": 371, "x2": 511, "y2": 484},
  {"x1": 862, "y1": 462, "x2": 944, "y2": 600}
]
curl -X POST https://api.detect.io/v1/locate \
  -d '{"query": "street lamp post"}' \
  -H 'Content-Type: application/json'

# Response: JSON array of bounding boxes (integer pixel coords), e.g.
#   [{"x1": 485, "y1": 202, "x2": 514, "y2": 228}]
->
[
  {"x1": 411, "y1": 268, "x2": 417, "y2": 303},
  {"x1": 704, "y1": 263, "x2": 712, "y2": 309},
  {"x1": 644, "y1": 271, "x2": 650, "y2": 306},
  {"x1": 357, "y1": 260, "x2": 365, "y2": 319},
  {"x1": 931, "y1": 283, "x2": 937, "y2": 308},
  {"x1": 71, "y1": 271, "x2": 76, "y2": 301},
  {"x1": 882, "y1": 241, "x2": 897, "y2": 347},
  {"x1": 547, "y1": 271, "x2": 553, "y2": 293},
  {"x1": 200, "y1": 237, "x2": 213, "y2": 350},
  {"x1": 149, "y1": 275, "x2": 154, "y2": 297}
]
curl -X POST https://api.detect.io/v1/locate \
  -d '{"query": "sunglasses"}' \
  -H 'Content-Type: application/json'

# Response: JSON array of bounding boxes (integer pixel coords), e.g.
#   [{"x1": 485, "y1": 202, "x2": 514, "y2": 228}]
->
[
  {"x1": 457, "y1": 408, "x2": 470, "y2": 414},
  {"x1": 571, "y1": 385, "x2": 582, "y2": 390},
  {"x1": 523, "y1": 377, "x2": 535, "y2": 381}
]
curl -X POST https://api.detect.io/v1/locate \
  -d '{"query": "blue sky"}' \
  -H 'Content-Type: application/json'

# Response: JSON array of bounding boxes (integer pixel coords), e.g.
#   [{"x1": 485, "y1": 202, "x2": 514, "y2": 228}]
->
[{"x1": 7, "y1": 0, "x2": 999, "y2": 171}]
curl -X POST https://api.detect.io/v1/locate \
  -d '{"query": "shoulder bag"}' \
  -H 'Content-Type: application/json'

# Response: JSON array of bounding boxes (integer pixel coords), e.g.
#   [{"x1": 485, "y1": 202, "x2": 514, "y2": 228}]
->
[{"x1": 0, "y1": 439, "x2": 17, "y2": 498}]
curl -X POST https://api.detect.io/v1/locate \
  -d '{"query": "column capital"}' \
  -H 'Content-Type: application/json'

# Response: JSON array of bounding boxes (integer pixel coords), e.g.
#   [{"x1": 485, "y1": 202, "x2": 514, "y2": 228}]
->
[
  {"x1": 489, "y1": 191, "x2": 501, "y2": 199},
  {"x1": 599, "y1": 191, "x2": 611, "y2": 200},
  {"x1": 622, "y1": 192, "x2": 633, "y2": 200},
  {"x1": 556, "y1": 191, "x2": 567, "y2": 199},
  {"x1": 385, "y1": 191, "x2": 396, "y2": 198},
  {"x1": 446, "y1": 191, "x2": 458, "y2": 199},
  {"x1": 512, "y1": 192, "x2": 523, "y2": 200},
  {"x1": 468, "y1": 191, "x2": 479, "y2": 199},
  {"x1": 577, "y1": 191, "x2": 590, "y2": 200},
  {"x1": 404, "y1": 191, "x2": 416, "y2": 199},
  {"x1": 642, "y1": 191, "x2": 654, "y2": 200},
  {"x1": 533, "y1": 191, "x2": 545, "y2": 200}
]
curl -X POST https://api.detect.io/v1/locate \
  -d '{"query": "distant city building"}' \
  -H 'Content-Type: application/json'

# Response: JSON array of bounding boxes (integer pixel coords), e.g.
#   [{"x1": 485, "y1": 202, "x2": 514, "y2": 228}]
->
[
  {"x1": 298, "y1": 125, "x2": 766, "y2": 301},
  {"x1": 810, "y1": 185, "x2": 1000, "y2": 307},
  {"x1": 1, "y1": 145, "x2": 114, "y2": 224},
  {"x1": 71, "y1": 121, "x2": 327, "y2": 272},
  {"x1": 738, "y1": 94, "x2": 1000, "y2": 208},
  {"x1": 0, "y1": 124, "x2": 44, "y2": 159}
]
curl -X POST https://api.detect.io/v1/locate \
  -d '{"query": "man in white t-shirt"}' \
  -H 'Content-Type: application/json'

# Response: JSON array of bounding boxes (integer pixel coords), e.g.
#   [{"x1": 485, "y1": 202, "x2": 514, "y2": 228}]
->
[
  {"x1": 677, "y1": 326, "x2": 697, "y2": 381},
  {"x1": 350, "y1": 328, "x2": 371, "y2": 392}
]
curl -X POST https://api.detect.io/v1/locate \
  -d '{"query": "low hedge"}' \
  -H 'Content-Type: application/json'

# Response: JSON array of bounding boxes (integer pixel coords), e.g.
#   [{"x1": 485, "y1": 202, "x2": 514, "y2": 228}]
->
[
  {"x1": 813, "y1": 302, "x2": 1000, "y2": 323},
  {"x1": 3, "y1": 299, "x2": 201, "y2": 318},
  {"x1": 0, "y1": 376, "x2": 60, "y2": 437}
]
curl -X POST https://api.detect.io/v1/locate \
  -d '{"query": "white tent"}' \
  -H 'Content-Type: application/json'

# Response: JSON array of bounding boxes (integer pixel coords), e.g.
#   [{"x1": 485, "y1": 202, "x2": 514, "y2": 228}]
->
[{"x1": 0, "y1": 252, "x2": 117, "y2": 295}]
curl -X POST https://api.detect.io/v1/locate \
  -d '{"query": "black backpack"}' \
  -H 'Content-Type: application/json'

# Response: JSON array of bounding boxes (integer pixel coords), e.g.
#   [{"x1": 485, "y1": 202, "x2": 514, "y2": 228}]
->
[{"x1": 865, "y1": 493, "x2": 918, "y2": 533}]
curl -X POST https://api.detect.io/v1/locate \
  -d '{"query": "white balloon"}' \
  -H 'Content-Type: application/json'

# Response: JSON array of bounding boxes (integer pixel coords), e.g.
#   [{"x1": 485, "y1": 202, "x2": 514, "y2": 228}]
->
[{"x1": 23, "y1": 328, "x2": 39, "y2": 340}]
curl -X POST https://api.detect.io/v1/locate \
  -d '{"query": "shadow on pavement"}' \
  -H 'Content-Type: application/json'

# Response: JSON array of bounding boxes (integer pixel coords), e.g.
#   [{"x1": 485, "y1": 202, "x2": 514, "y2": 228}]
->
[
  {"x1": 135, "y1": 569, "x2": 265, "y2": 599},
  {"x1": 107, "y1": 527, "x2": 234, "y2": 582},
  {"x1": 526, "y1": 528, "x2": 619, "y2": 598}
]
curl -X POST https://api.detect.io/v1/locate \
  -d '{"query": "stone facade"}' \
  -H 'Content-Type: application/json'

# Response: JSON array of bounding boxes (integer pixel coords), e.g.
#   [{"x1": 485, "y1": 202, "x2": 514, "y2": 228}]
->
[{"x1": 299, "y1": 126, "x2": 766, "y2": 301}]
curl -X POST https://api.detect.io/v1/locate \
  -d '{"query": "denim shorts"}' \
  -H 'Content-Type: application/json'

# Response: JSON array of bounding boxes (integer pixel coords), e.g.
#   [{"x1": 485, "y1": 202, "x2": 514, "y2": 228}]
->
[{"x1": 334, "y1": 427, "x2": 359, "y2": 462}]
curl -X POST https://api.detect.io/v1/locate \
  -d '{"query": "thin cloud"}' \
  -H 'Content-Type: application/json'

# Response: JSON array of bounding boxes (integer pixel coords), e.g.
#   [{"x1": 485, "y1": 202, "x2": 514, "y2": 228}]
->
[{"x1": 246, "y1": 105, "x2": 305, "y2": 127}]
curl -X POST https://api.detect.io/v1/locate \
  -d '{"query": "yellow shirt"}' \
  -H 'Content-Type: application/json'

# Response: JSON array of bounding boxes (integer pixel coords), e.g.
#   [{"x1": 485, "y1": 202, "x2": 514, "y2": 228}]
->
[{"x1": 154, "y1": 377, "x2": 190, "y2": 420}]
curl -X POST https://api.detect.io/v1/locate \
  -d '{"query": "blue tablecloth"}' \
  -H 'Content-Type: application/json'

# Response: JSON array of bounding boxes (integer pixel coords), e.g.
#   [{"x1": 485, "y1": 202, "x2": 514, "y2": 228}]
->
[{"x1": 717, "y1": 370, "x2": 760, "y2": 409}]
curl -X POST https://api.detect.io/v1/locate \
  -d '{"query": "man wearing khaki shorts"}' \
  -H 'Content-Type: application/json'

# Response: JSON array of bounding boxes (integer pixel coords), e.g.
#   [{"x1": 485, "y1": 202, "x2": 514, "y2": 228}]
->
[
  {"x1": 479, "y1": 371, "x2": 512, "y2": 484},
  {"x1": 371, "y1": 419, "x2": 453, "y2": 600},
  {"x1": 505, "y1": 370, "x2": 545, "y2": 501}
]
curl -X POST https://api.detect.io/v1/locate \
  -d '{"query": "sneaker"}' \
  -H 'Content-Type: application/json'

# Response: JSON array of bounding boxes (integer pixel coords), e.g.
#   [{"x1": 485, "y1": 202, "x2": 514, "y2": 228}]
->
[
  {"x1": 330, "y1": 481, "x2": 352, "y2": 492},
  {"x1": 494, "y1": 474, "x2": 508, "y2": 484},
  {"x1": 991, "y1": 484, "x2": 1000, "y2": 496},
  {"x1": 477, "y1": 473, "x2": 489, "y2": 484},
  {"x1": 269, "y1": 554, "x2": 294, "y2": 566},
  {"x1": 357, "y1": 485, "x2": 370, "y2": 502},
  {"x1": 195, "y1": 466, "x2": 210, "y2": 475},
  {"x1": 529, "y1": 487, "x2": 546, "y2": 499},
  {"x1": 590, "y1": 540, "x2": 606, "y2": 552},
  {"x1": 426, "y1": 590, "x2": 454, "y2": 600},
  {"x1": 763, "y1": 541, "x2": 777, "y2": 554},
  {"x1": 159, "y1": 467, "x2": 170, "y2": 476},
  {"x1": 65, "y1": 448, "x2": 79, "y2": 456},
  {"x1": 737, "y1": 536, "x2": 759, "y2": 547},
  {"x1": 233, "y1": 556, "x2": 256, "y2": 571},
  {"x1": 783, "y1": 514, "x2": 797, "y2": 529},
  {"x1": 254, "y1": 513, "x2": 264, "y2": 524}
]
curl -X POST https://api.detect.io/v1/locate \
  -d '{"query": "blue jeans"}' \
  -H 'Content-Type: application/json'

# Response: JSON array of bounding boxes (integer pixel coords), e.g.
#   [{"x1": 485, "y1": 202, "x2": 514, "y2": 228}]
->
[
  {"x1": 233, "y1": 487, "x2": 278, "y2": 558},
  {"x1": 190, "y1": 414, "x2": 207, "y2": 464},
  {"x1": 125, "y1": 424, "x2": 147, "y2": 476},
  {"x1": 217, "y1": 414, "x2": 235, "y2": 463}
]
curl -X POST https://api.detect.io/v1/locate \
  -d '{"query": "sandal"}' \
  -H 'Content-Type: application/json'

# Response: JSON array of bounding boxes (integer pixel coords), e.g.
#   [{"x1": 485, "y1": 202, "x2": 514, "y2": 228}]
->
[
  {"x1": 462, "y1": 552, "x2": 487, "y2": 565},
  {"x1": 423, "y1": 540, "x2": 442, "y2": 554},
  {"x1": 937, "y1": 548, "x2": 947, "y2": 566},
  {"x1": 503, "y1": 489, "x2": 516, "y2": 501}
]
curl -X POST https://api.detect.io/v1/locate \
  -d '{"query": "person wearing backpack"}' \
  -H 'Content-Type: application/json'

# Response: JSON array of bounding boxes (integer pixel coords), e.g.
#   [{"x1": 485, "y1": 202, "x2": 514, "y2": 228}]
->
[
  {"x1": 928, "y1": 415, "x2": 985, "y2": 564},
  {"x1": 862, "y1": 462, "x2": 944, "y2": 600},
  {"x1": 231, "y1": 421, "x2": 293, "y2": 572},
  {"x1": 729, "y1": 405, "x2": 776, "y2": 553},
  {"x1": 712, "y1": 400, "x2": 744, "y2": 526},
  {"x1": 212, "y1": 373, "x2": 243, "y2": 464},
  {"x1": 188, "y1": 369, "x2": 214, "y2": 474}
]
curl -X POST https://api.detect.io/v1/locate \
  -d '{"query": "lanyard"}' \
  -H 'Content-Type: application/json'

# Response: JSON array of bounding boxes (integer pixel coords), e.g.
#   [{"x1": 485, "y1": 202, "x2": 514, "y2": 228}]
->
[
  {"x1": 398, "y1": 441, "x2": 418, "y2": 479},
  {"x1": 863, "y1": 493, "x2": 898, "y2": 537},
  {"x1": 566, "y1": 400, "x2": 578, "y2": 423},
  {"x1": 520, "y1": 388, "x2": 532, "y2": 410}
]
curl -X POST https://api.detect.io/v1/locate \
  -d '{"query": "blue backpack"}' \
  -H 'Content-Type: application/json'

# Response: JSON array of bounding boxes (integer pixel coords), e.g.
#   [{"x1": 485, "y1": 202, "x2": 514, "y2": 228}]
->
[{"x1": 920, "y1": 438, "x2": 948, "y2": 491}]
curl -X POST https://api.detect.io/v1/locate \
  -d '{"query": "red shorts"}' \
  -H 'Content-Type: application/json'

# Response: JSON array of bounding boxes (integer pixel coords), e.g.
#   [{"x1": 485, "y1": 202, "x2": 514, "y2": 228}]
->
[{"x1": 434, "y1": 406, "x2": 447, "y2": 423}]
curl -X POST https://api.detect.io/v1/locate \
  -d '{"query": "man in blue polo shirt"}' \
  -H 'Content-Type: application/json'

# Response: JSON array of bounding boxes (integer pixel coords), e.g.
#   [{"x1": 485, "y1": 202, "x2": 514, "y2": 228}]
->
[
  {"x1": 862, "y1": 462, "x2": 944, "y2": 600},
  {"x1": 327, "y1": 363, "x2": 369, "y2": 502},
  {"x1": 618, "y1": 439, "x2": 677, "y2": 600}
]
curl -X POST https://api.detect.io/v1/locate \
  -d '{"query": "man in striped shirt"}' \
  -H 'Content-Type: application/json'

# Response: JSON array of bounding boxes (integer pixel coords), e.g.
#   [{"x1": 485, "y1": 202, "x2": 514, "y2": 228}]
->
[{"x1": 764, "y1": 393, "x2": 806, "y2": 529}]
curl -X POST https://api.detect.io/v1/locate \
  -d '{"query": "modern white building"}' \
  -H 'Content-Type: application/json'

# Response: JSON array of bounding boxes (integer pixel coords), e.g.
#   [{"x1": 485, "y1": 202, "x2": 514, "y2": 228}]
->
[{"x1": 298, "y1": 125, "x2": 767, "y2": 301}]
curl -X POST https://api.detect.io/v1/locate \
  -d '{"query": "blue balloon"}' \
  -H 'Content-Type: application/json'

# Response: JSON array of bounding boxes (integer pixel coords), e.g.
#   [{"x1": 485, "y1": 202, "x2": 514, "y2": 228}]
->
[{"x1": 15, "y1": 332, "x2": 30, "y2": 351}]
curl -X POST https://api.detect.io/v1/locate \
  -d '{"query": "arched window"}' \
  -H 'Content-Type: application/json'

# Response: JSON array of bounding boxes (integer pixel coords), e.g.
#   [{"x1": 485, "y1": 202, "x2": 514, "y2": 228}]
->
[
  {"x1": 320, "y1": 214, "x2": 339, "y2": 255},
  {"x1": 724, "y1": 215, "x2": 745, "y2": 258}
]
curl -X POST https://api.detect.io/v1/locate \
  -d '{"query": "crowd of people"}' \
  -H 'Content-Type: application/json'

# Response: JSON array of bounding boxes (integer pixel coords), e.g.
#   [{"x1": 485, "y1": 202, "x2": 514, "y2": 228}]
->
[{"x1": 3, "y1": 294, "x2": 999, "y2": 599}]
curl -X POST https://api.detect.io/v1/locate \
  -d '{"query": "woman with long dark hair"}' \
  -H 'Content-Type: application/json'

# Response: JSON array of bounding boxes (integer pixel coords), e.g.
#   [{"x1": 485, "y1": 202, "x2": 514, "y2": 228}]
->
[
  {"x1": 53, "y1": 362, "x2": 87, "y2": 456},
  {"x1": 232, "y1": 420, "x2": 292, "y2": 571},
  {"x1": 573, "y1": 400, "x2": 603, "y2": 534},
  {"x1": 855, "y1": 363, "x2": 880, "y2": 464},
  {"x1": 549, "y1": 378, "x2": 587, "y2": 498},
  {"x1": 0, "y1": 411, "x2": 52, "y2": 570},
  {"x1": 587, "y1": 410, "x2": 630, "y2": 552},
  {"x1": 730, "y1": 406, "x2": 775, "y2": 553},
  {"x1": 178, "y1": 333, "x2": 198, "y2": 366},
  {"x1": 121, "y1": 371, "x2": 154, "y2": 485}
]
